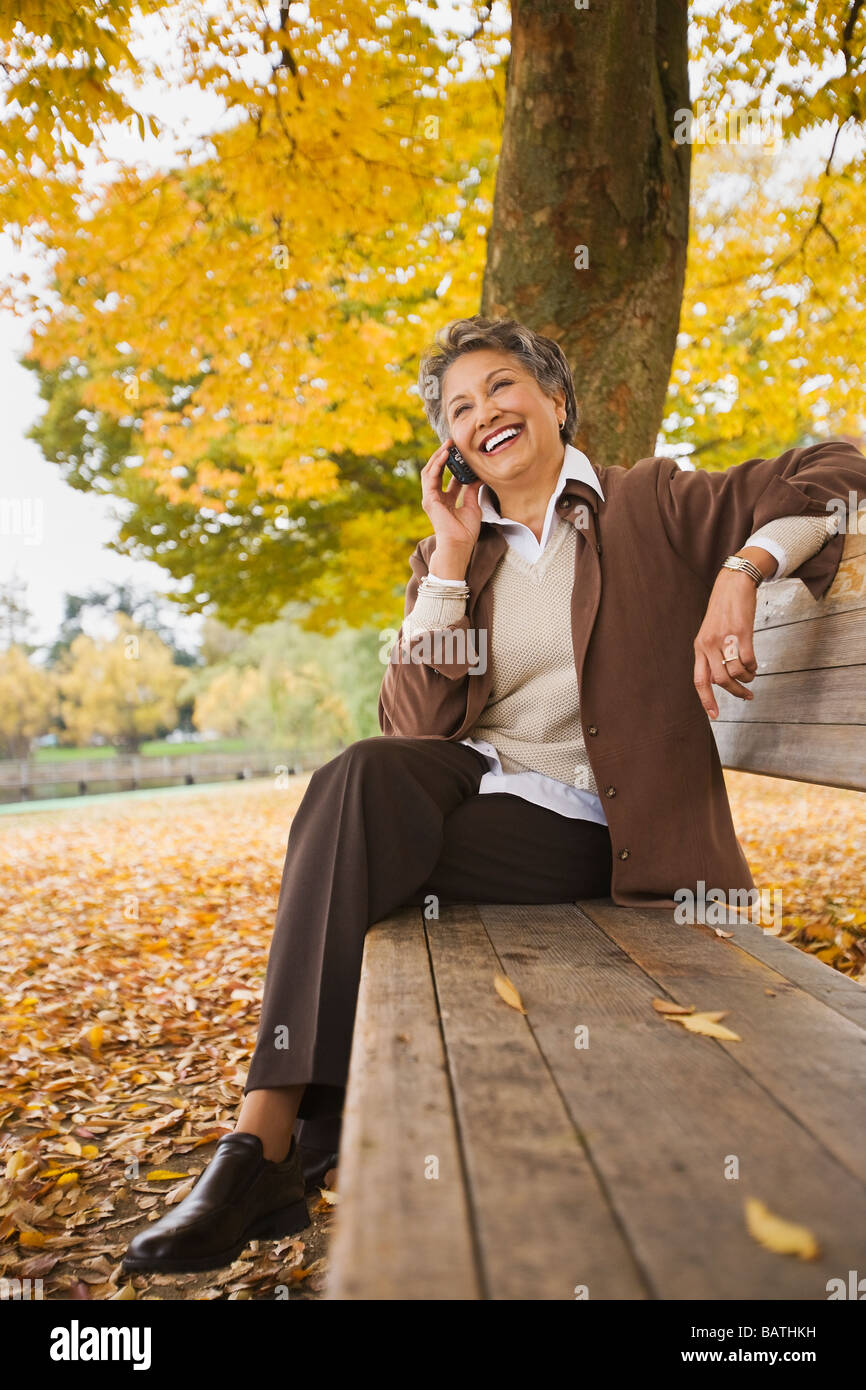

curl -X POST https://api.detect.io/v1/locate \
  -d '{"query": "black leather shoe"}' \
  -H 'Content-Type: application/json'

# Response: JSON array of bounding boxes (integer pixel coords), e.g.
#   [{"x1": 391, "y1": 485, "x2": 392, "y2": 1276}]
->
[
  {"x1": 121, "y1": 1132, "x2": 310, "y2": 1274},
  {"x1": 298, "y1": 1145, "x2": 339, "y2": 1194}
]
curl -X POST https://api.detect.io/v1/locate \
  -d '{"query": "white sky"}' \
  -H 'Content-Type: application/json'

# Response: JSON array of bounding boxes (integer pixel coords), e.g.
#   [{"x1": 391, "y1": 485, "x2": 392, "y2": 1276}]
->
[{"x1": 0, "y1": 2, "x2": 858, "y2": 656}]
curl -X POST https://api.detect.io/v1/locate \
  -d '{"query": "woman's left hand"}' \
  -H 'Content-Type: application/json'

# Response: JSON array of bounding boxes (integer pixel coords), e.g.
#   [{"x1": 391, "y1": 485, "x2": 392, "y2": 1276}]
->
[{"x1": 693, "y1": 571, "x2": 761, "y2": 719}]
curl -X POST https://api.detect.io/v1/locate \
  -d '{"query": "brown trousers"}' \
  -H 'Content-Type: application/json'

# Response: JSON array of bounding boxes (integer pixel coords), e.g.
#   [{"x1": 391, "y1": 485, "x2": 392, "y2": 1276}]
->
[{"x1": 243, "y1": 737, "x2": 613, "y2": 1146}]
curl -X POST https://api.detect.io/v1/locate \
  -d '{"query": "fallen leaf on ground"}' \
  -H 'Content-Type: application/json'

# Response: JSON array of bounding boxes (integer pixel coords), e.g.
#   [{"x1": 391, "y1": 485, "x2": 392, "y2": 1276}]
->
[{"x1": 109, "y1": 1281, "x2": 137, "y2": 1300}]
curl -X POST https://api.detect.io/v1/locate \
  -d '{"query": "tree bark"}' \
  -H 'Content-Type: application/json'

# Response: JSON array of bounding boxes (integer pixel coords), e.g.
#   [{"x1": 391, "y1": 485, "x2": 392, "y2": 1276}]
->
[{"x1": 481, "y1": 0, "x2": 691, "y2": 470}]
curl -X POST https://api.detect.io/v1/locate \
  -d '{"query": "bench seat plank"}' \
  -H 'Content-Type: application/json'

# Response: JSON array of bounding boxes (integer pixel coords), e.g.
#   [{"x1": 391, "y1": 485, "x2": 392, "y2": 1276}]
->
[
  {"x1": 324, "y1": 907, "x2": 481, "y2": 1300},
  {"x1": 425, "y1": 906, "x2": 647, "y2": 1299}
]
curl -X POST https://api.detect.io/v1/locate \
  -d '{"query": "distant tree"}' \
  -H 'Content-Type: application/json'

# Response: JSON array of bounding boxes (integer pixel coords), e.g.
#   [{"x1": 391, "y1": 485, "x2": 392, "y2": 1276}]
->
[
  {"x1": 192, "y1": 660, "x2": 352, "y2": 749},
  {"x1": 0, "y1": 646, "x2": 57, "y2": 758},
  {"x1": 187, "y1": 605, "x2": 382, "y2": 746},
  {"x1": 56, "y1": 613, "x2": 185, "y2": 753}
]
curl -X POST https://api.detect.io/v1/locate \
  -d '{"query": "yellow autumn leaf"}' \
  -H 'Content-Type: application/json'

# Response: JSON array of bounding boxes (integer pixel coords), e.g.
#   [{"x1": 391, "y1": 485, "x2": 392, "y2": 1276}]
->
[
  {"x1": 81, "y1": 1145, "x2": 99, "y2": 1158},
  {"x1": 665, "y1": 1012, "x2": 742, "y2": 1042},
  {"x1": 88, "y1": 1024, "x2": 104, "y2": 1052},
  {"x1": 18, "y1": 1231, "x2": 47, "y2": 1247},
  {"x1": 56, "y1": 1171, "x2": 79, "y2": 1186},
  {"x1": 145, "y1": 1169, "x2": 190, "y2": 1181},
  {"x1": 745, "y1": 1198, "x2": 819, "y2": 1260},
  {"x1": 493, "y1": 973, "x2": 527, "y2": 1014},
  {"x1": 109, "y1": 1282, "x2": 137, "y2": 1300},
  {"x1": 5, "y1": 1150, "x2": 29, "y2": 1180},
  {"x1": 652, "y1": 998, "x2": 695, "y2": 1015}
]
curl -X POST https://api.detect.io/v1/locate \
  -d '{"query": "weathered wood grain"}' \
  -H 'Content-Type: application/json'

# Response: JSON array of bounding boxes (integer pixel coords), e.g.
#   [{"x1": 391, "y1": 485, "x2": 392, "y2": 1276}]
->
[
  {"x1": 712, "y1": 720, "x2": 866, "y2": 790},
  {"x1": 714, "y1": 666, "x2": 864, "y2": 725},
  {"x1": 478, "y1": 901, "x2": 866, "y2": 1300},
  {"x1": 749, "y1": 607, "x2": 866, "y2": 674},
  {"x1": 426, "y1": 904, "x2": 646, "y2": 1299},
  {"x1": 580, "y1": 899, "x2": 866, "y2": 1184},
  {"x1": 754, "y1": 541, "x2": 866, "y2": 633},
  {"x1": 324, "y1": 909, "x2": 481, "y2": 1300}
]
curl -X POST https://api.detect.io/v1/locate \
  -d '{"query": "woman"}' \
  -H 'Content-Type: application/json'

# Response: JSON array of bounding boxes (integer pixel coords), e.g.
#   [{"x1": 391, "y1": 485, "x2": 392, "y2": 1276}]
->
[{"x1": 123, "y1": 315, "x2": 861, "y2": 1275}]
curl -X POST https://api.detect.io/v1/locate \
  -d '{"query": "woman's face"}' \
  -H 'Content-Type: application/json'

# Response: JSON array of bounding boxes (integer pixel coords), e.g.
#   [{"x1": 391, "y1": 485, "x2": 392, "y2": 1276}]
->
[{"x1": 441, "y1": 348, "x2": 566, "y2": 484}]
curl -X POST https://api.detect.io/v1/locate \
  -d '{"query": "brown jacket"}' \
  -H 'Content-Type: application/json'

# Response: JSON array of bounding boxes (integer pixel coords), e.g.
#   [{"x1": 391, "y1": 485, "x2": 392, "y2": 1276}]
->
[{"x1": 379, "y1": 441, "x2": 866, "y2": 907}]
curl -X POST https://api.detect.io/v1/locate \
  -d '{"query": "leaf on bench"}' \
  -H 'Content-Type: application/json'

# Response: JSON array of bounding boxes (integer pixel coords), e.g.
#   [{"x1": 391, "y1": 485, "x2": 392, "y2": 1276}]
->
[
  {"x1": 493, "y1": 973, "x2": 527, "y2": 1014},
  {"x1": 744, "y1": 1198, "x2": 820, "y2": 1260},
  {"x1": 664, "y1": 1011, "x2": 742, "y2": 1042},
  {"x1": 651, "y1": 998, "x2": 695, "y2": 1015}
]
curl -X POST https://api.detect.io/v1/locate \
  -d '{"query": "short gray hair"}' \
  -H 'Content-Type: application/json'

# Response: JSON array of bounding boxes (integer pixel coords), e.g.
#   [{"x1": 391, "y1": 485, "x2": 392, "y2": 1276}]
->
[{"x1": 417, "y1": 314, "x2": 580, "y2": 444}]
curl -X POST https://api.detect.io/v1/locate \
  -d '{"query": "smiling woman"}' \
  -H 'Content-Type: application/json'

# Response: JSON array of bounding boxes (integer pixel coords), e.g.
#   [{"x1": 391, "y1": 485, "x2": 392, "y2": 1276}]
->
[
  {"x1": 121, "y1": 313, "x2": 864, "y2": 1279},
  {"x1": 419, "y1": 318, "x2": 580, "y2": 546}
]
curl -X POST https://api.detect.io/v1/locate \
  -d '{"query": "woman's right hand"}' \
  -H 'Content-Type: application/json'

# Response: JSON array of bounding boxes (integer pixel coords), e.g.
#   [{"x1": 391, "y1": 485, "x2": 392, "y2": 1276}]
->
[{"x1": 420, "y1": 438, "x2": 483, "y2": 565}]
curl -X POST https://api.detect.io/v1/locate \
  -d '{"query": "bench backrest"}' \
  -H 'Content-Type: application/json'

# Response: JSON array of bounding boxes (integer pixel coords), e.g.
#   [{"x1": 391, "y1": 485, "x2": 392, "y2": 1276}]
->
[{"x1": 711, "y1": 533, "x2": 866, "y2": 791}]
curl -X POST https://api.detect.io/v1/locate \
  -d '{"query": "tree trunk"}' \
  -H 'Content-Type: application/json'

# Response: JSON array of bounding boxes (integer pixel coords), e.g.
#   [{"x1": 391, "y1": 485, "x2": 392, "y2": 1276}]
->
[{"x1": 481, "y1": 0, "x2": 691, "y2": 470}]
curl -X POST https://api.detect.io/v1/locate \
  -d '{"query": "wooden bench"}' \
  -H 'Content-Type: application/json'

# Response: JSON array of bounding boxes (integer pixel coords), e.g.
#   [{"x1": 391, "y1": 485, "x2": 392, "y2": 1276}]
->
[{"x1": 324, "y1": 532, "x2": 866, "y2": 1300}]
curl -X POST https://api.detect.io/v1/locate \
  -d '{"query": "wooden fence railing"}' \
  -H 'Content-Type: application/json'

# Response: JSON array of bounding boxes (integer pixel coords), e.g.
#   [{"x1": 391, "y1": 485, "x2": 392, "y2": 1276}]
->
[{"x1": 0, "y1": 747, "x2": 343, "y2": 802}]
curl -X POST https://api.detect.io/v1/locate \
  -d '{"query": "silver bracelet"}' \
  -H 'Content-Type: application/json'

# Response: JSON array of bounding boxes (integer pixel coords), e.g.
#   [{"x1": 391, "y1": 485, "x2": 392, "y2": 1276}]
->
[
  {"x1": 722, "y1": 555, "x2": 764, "y2": 586},
  {"x1": 418, "y1": 574, "x2": 470, "y2": 599}
]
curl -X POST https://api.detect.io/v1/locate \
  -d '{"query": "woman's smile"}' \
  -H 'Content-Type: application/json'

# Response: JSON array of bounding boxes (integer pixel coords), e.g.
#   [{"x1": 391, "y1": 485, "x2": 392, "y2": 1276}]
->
[{"x1": 477, "y1": 422, "x2": 526, "y2": 457}]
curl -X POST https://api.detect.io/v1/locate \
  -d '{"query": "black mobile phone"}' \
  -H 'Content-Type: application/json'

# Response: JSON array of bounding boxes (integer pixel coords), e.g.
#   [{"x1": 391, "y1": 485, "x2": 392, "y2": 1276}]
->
[{"x1": 446, "y1": 443, "x2": 479, "y2": 485}]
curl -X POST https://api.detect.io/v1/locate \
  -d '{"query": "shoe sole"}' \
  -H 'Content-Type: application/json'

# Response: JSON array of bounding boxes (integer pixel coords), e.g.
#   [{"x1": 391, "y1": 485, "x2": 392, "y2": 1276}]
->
[{"x1": 120, "y1": 1197, "x2": 311, "y2": 1275}]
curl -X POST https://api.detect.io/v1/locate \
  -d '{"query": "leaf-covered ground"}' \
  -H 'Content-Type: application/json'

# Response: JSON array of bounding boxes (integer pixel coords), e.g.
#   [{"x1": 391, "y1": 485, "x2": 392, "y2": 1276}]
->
[
  {"x1": 0, "y1": 776, "x2": 333, "y2": 1301},
  {"x1": 0, "y1": 768, "x2": 863, "y2": 1301},
  {"x1": 728, "y1": 770, "x2": 866, "y2": 976}
]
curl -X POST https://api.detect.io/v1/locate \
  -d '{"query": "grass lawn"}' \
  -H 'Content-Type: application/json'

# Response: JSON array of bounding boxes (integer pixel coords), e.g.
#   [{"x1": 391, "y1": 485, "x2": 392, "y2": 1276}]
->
[{"x1": 30, "y1": 739, "x2": 265, "y2": 763}]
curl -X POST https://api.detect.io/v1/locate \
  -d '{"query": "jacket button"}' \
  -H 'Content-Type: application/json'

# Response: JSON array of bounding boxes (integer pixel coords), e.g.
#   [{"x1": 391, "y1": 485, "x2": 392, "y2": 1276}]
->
[
  {"x1": 587, "y1": 725, "x2": 598, "y2": 736},
  {"x1": 617, "y1": 849, "x2": 630, "y2": 860},
  {"x1": 605, "y1": 786, "x2": 616, "y2": 797}
]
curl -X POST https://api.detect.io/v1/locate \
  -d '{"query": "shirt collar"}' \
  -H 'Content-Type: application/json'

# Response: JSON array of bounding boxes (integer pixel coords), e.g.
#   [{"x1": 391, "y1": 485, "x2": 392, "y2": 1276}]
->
[{"x1": 477, "y1": 443, "x2": 604, "y2": 546}]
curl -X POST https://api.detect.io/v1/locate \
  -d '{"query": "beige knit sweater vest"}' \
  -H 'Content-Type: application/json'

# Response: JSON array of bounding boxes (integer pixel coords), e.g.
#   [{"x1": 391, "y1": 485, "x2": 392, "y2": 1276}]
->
[{"x1": 466, "y1": 516, "x2": 599, "y2": 796}]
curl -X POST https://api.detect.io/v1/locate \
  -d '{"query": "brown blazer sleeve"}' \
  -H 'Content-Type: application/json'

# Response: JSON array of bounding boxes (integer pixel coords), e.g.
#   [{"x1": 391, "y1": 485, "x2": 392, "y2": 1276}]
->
[
  {"x1": 655, "y1": 439, "x2": 866, "y2": 599},
  {"x1": 378, "y1": 535, "x2": 482, "y2": 739}
]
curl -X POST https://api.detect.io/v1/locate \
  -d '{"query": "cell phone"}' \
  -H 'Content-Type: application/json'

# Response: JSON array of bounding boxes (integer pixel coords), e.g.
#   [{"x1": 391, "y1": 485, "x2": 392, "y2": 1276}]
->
[{"x1": 446, "y1": 443, "x2": 479, "y2": 485}]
